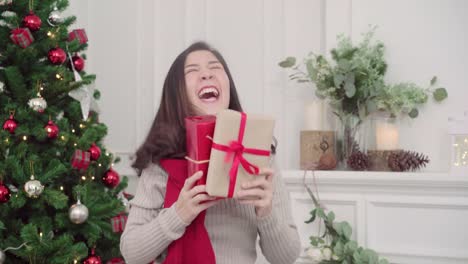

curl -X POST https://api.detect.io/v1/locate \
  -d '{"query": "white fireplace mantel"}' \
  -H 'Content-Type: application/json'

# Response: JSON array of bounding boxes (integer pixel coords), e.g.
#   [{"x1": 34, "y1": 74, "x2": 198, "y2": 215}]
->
[{"x1": 279, "y1": 170, "x2": 468, "y2": 264}]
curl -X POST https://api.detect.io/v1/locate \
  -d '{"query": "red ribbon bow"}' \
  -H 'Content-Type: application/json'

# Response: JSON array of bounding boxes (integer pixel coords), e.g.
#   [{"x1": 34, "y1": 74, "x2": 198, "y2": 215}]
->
[{"x1": 211, "y1": 112, "x2": 270, "y2": 197}]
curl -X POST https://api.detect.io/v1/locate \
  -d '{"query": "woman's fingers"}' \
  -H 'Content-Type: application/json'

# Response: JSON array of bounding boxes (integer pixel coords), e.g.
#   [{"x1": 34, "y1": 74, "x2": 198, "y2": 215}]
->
[
  {"x1": 182, "y1": 171, "x2": 203, "y2": 192},
  {"x1": 258, "y1": 167, "x2": 274, "y2": 177},
  {"x1": 192, "y1": 192, "x2": 213, "y2": 202},
  {"x1": 186, "y1": 184, "x2": 207, "y2": 198},
  {"x1": 235, "y1": 167, "x2": 275, "y2": 217},
  {"x1": 241, "y1": 178, "x2": 269, "y2": 191},
  {"x1": 236, "y1": 188, "x2": 266, "y2": 200}
]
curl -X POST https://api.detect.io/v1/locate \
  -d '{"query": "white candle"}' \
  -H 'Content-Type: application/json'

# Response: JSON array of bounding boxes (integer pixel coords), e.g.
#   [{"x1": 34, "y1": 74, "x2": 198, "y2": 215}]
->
[
  {"x1": 304, "y1": 101, "x2": 323, "y2": 131},
  {"x1": 376, "y1": 122, "x2": 399, "y2": 150}
]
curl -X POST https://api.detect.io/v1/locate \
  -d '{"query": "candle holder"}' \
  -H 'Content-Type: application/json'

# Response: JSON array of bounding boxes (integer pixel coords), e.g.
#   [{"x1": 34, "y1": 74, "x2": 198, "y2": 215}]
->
[
  {"x1": 300, "y1": 130, "x2": 335, "y2": 170},
  {"x1": 448, "y1": 113, "x2": 468, "y2": 176},
  {"x1": 367, "y1": 113, "x2": 400, "y2": 171}
]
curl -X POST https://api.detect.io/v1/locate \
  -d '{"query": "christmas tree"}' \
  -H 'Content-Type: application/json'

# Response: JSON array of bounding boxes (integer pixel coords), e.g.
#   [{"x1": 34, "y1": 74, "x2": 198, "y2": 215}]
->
[{"x1": 0, "y1": 0, "x2": 128, "y2": 263}]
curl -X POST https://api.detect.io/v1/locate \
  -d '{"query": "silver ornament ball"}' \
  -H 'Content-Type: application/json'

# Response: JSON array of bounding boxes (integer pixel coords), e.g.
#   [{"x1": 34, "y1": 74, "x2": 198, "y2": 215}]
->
[
  {"x1": 28, "y1": 97, "x2": 47, "y2": 112},
  {"x1": 24, "y1": 177, "x2": 44, "y2": 198},
  {"x1": 47, "y1": 8, "x2": 63, "y2": 27},
  {"x1": 69, "y1": 199, "x2": 89, "y2": 224}
]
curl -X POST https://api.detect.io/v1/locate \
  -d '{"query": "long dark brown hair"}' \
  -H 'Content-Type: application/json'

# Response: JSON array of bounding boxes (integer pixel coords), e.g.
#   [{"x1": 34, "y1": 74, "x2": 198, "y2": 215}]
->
[{"x1": 132, "y1": 42, "x2": 243, "y2": 175}]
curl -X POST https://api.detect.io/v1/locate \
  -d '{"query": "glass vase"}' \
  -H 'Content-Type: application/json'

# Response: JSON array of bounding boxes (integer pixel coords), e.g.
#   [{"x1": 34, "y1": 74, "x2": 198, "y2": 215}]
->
[{"x1": 335, "y1": 114, "x2": 368, "y2": 169}]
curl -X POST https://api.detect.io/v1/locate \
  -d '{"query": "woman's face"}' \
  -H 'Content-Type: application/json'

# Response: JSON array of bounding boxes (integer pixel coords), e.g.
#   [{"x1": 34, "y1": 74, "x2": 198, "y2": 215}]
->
[{"x1": 184, "y1": 50, "x2": 230, "y2": 115}]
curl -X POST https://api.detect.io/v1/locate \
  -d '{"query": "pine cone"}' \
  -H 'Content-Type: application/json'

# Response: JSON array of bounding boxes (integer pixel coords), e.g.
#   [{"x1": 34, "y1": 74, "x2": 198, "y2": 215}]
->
[
  {"x1": 388, "y1": 150, "x2": 429, "y2": 172},
  {"x1": 347, "y1": 151, "x2": 370, "y2": 170}
]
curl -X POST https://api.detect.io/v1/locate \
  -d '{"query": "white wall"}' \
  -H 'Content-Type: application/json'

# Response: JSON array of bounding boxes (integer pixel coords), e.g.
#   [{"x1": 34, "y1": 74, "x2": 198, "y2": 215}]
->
[{"x1": 67, "y1": 0, "x2": 468, "y2": 184}]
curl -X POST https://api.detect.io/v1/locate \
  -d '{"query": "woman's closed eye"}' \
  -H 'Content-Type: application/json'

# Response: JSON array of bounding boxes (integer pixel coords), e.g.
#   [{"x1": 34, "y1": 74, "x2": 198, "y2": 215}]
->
[
  {"x1": 185, "y1": 68, "x2": 199, "y2": 74},
  {"x1": 209, "y1": 65, "x2": 223, "y2": 70}
]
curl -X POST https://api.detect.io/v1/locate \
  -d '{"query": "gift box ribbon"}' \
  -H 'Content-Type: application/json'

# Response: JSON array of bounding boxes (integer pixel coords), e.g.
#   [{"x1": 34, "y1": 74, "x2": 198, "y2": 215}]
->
[{"x1": 211, "y1": 112, "x2": 270, "y2": 197}]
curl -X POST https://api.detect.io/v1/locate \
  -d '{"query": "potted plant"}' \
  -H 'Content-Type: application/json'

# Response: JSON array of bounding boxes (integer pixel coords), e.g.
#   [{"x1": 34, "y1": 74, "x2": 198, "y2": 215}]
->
[{"x1": 280, "y1": 27, "x2": 447, "y2": 168}]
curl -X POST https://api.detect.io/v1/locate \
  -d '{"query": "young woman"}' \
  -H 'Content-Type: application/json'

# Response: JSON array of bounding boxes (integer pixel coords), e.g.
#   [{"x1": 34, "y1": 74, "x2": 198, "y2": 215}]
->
[{"x1": 120, "y1": 42, "x2": 301, "y2": 264}]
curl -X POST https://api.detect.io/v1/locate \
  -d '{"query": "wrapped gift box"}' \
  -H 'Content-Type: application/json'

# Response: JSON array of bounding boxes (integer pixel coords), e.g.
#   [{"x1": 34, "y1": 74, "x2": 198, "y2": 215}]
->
[
  {"x1": 10, "y1": 28, "x2": 34, "y2": 48},
  {"x1": 68, "y1": 29, "x2": 88, "y2": 44},
  {"x1": 185, "y1": 115, "x2": 216, "y2": 185},
  {"x1": 71, "y1": 149, "x2": 90, "y2": 171},
  {"x1": 206, "y1": 110, "x2": 275, "y2": 198},
  {"x1": 111, "y1": 213, "x2": 127, "y2": 233}
]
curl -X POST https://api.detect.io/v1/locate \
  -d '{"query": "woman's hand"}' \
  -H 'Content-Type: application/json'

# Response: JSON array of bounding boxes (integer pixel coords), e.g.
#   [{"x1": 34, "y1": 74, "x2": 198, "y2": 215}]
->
[
  {"x1": 235, "y1": 168, "x2": 274, "y2": 218},
  {"x1": 175, "y1": 171, "x2": 220, "y2": 224}
]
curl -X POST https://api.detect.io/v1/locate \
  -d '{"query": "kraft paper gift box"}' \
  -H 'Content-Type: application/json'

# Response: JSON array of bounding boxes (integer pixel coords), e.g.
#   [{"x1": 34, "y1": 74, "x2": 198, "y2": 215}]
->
[
  {"x1": 185, "y1": 115, "x2": 216, "y2": 186},
  {"x1": 206, "y1": 109, "x2": 275, "y2": 198}
]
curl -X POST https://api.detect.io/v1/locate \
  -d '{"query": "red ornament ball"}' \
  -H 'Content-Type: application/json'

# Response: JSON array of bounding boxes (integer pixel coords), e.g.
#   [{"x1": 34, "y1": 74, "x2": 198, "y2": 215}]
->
[
  {"x1": 72, "y1": 54, "x2": 85, "y2": 72},
  {"x1": 83, "y1": 249, "x2": 102, "y2": 264},
  {"x1": 106, "y1": 258, "x2": 125, "y2": 264},
  {"x1": 22, "y1": 11, "x2": 42, "y2": 31},
  {"x1": 88, "y1": 143, "x2": 101, "y2": 161},
  {"x1": 102, "y1": 169, "x2": 120, "y2": 188},
  {"x1": 45, "y1": 120, "x2": 59, "y2": 139},
  {"x1": 48, "y1": 47, "x2": 67, "y2": 65},
  {"x1": 0, "y1": 182, "x2": 11, "y2": 203},
  {"x1": 3, "y1": 114, "x2": 18, "y2": 134}
]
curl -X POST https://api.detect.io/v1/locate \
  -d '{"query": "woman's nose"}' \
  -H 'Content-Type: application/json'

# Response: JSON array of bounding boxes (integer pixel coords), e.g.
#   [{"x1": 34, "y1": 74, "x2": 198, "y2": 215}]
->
[{"x1": 200, "y1": 69, "x2": 214, "y2": 80}]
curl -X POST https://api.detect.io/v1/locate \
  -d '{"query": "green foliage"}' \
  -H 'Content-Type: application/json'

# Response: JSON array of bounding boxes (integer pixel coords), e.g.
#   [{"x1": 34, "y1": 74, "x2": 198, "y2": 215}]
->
[
  {"x1": 279, "y1": 27, "x2": 448, "y2": 121},
  {"x1": 305, "y1": 204, "x2": 389, "y2": 264},
  {"x1": 302, "y1": 183, "x2": 388, "y2": 264},
  {"x1": 0, "y1": 0, "x2": 128, "y2": 262}
]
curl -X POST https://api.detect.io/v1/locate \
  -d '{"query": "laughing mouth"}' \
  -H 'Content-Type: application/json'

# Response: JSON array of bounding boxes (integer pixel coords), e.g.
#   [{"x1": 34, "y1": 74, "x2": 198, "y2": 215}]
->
[{"x1": 198, "y1": 86, "x2": 220, "y2": 101}]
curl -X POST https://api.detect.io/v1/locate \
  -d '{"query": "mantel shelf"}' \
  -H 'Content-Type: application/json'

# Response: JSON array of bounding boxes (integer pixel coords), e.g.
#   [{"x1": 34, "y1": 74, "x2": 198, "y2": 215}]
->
[{"x1": 282, "y1": 170, "x2": 468, "y2": 196}]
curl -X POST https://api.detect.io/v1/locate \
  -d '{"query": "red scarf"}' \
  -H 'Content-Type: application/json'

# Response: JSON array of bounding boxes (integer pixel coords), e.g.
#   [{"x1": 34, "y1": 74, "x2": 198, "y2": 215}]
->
[{"x1": 160, "y1": 159, "x2": 216, "y2": 264}]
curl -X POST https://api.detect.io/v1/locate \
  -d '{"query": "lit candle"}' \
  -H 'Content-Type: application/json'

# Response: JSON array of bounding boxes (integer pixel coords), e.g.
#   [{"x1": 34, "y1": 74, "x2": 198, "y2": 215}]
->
[
  {"x1": 376, "y1": 122, "x2": 399, "y2": 150},
  {"x1": 303, "y1": 100, "x2": 323, "y2": 131}
]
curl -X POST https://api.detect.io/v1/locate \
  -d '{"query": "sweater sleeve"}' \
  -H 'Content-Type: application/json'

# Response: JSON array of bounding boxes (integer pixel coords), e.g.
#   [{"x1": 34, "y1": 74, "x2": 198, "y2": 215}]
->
[
  {"x1": 120, "y1": 164, "x2": 189, "y2": 264},
  {"x1": 257, "y1": 161, "x2": 301, "y2": 264}
]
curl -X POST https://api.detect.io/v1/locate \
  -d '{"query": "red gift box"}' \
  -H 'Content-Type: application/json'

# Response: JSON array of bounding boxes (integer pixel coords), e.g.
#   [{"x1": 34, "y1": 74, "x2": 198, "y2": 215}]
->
[
  {"x1": 10, "y1": 28, "x2": 34, "y2": 48},
  {"x1": 71, "y1": 149, "x2": 91, "y2": 171},
  {"x1": 68, "y1": 29, "x2": 88, "y2": 44},
  {"x1": 111, "y1": 213, "x2": 127, "y2": 233},
  {"x1": 185, "y1": 115, "x2": 216, "y2": 186}
]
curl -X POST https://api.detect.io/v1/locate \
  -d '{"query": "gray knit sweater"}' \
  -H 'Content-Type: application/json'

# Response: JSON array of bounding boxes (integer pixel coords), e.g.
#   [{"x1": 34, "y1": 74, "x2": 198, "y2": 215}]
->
[{"x1": 120, "y1": 162, "x2": 301, "y2": 264}]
